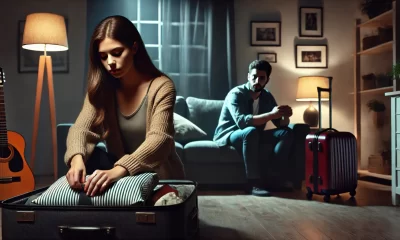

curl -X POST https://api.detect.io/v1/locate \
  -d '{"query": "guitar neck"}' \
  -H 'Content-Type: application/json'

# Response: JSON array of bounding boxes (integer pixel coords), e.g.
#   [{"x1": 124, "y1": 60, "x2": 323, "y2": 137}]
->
[{"x1": 0, "y1": 68, "x2": 8, "y2": 147}]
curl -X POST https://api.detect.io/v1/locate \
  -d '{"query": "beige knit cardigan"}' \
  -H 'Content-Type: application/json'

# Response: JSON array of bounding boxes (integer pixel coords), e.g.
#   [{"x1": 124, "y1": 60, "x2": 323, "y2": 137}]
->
[{"x1": 64, "y1": 76, "x2": 186, "y2": 180}]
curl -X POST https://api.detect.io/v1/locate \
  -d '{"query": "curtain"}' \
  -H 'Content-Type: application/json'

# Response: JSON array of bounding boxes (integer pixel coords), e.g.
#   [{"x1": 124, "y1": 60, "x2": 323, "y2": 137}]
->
[
  {"x1": 84, "y1": 0, "x2": 236, "y2": 100},
  {"x1": 161, "y1": 0, "x2": 236, "y2": 100}
]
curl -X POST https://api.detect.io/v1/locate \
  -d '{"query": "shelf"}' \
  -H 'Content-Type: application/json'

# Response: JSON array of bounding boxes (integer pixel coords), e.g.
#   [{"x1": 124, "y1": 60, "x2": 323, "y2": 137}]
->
[
  {"x1": 385, "y1": 91, "x2": 400, "y2": 97},
  {"x1": 358, "y1": 170, "x2": 392, "y2": 180},
  {"x1": 358, "y1": 9, "x2": 393, "y2": 28},
  {"x1": 358, "y1": 41, "x2": 393, "y2": 55},
  {"x1": 350, "y1": 86, "x2": 393, "y2": 95}
]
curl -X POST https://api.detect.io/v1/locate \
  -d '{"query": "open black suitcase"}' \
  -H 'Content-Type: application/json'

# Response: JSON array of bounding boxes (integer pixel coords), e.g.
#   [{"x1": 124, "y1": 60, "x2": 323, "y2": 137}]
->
[{"x1": 1, "y1": 180, "x2": 199, "y2": 240}]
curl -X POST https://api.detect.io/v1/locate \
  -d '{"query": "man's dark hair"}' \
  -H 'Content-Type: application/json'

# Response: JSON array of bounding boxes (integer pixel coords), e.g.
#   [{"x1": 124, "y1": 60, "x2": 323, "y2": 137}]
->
[{"x1": 248, "y1": 60, "x2": 272, "y2": 77}]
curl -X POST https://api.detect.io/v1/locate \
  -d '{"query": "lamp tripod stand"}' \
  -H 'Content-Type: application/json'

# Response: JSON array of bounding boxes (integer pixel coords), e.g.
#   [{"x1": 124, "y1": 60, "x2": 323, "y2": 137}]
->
[{"x1": 30, "y1": 51, "x2": 58, "y2": 182}]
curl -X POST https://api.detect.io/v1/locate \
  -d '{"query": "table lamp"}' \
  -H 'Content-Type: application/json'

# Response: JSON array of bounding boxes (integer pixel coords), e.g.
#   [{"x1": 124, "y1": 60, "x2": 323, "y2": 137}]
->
[
  {"x1": 22, "y1": 13, "x2": 68, "y2": 181},
  {"x1": 296, "y1": 76, "x2": 329, "y2": 127}
]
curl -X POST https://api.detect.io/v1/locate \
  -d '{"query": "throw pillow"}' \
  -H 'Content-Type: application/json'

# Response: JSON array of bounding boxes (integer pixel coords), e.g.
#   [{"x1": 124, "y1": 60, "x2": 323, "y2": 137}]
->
[
  {"x1": 174, "y1": 112, "x2": 207, "y2": 143},
  {"x1": 186, "y1": 97, "x2": 224, "y2": 137},
  {"x1": 32, "y1": 172, "x2": 159, "y2": 206}
]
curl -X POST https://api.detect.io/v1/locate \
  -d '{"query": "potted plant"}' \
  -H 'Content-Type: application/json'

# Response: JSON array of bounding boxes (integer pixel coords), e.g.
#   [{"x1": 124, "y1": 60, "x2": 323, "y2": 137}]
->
[
  {"x1": 387, "y1": 62, "x2": 400, "y2": 90},
  {"x1": 392, "y1": 62, "x2": 400, "y2": 80},
  {"x1": 360, "y1": 0, "x2": 392, "y2": 19},
  {"x1": 366, "y1": 99, "x2": 386, "y2": 128}
]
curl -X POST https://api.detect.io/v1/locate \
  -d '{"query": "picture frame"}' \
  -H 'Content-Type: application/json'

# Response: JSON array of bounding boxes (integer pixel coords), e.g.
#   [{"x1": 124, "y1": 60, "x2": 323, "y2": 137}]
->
[
  {"x1": 295, "y1": 45, "x2": 328, "y2": 68},
  {"x1": 258, "y1": 52, "x2": 277, "y2": 63},
  {"x1": 18, "y1": 19, "x2": 69, "y2": 73},
  {"x1": 299, "y1": 7, "x2": 323, "y2": 38},
  {"x1": 250, "y1": 21, "x2": 281, "y2": 46}
]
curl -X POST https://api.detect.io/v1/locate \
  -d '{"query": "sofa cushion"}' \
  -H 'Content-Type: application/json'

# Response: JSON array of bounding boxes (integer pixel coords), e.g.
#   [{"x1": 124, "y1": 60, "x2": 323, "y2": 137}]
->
[
  {"x1": 175, "y1": 141, "x2": 184, "y2": 160},
  {"x1": 186, "y1": 97, "x2": 224, "y2": 140},
  {"x1": 174, "y1": 113, "x2": 207, "y2": 144},
  {"x1": 183, "y1": 140, "x2": 242, "y2": 164},
  {"x1": 174, "y1": 96, "x2": 188, "y2": 119}
]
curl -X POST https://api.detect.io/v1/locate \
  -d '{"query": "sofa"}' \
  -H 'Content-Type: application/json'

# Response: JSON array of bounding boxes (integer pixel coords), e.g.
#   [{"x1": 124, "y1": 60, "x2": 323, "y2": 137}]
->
[{"x1": 57, "y1": 96, "x2": 310, "y2": 189}]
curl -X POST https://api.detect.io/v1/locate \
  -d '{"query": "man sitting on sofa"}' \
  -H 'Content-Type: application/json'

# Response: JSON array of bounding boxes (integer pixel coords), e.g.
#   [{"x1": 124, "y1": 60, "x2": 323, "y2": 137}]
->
[{"x1": 213, "y1": 60, "x2": 294, "y2": 197}]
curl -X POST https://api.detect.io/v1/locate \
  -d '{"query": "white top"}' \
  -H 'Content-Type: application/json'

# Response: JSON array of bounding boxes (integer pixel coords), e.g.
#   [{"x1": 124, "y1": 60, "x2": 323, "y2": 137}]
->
[{"x1": 252, "y1": 98, "x2": 259, "y2": 115}]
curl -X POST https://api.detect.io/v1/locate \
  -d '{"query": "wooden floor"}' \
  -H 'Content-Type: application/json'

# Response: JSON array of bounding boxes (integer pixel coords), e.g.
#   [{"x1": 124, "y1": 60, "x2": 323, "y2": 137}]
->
[{"x1": 1, "y1": 177, "x2": 399, "y2": 240}]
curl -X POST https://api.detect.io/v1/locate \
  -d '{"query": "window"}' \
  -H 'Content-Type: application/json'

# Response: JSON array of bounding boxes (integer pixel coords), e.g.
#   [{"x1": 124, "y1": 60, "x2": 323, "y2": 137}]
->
[
  {"x1": 130, "y1": 0, "x2": 208, "y2": 83},
  {"x1": 129, "y1": 0, "x2": 161, "y2": 69}
]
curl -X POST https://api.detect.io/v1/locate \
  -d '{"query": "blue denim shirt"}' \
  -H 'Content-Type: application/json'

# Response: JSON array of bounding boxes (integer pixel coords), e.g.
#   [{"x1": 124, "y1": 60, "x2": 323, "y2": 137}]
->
[{"x1": 213, "y1": 82, "x2": 280, "y2": 146}]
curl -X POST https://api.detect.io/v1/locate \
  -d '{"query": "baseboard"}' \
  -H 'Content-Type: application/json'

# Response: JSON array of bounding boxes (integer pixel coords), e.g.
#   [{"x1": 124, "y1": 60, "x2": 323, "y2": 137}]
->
[{"x1": 358, "y1": 176, "x2": 391, "y2": 186}]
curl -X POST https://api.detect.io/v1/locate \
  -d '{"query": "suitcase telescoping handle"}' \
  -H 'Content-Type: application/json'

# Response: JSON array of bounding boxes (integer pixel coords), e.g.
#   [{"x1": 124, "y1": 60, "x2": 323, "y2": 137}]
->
[
  {"x1": 312, "y1": 77, "x2": 336, "y2": 193},
  {"x1": 317, "y1": 76, "x2": 337, "y2": 132},
  {"x1": 58, "y1": 226, "x2": 115, "y2": 238}
]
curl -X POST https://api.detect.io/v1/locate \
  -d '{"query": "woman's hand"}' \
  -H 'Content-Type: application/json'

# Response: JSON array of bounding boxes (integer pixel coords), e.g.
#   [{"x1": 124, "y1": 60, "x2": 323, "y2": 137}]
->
[
  {"x1": 84, "y1": 166, "x2": 128, "y2": 196},
  {"x1": 66, "y1": 155, "x2": 86, "y2": 190}
]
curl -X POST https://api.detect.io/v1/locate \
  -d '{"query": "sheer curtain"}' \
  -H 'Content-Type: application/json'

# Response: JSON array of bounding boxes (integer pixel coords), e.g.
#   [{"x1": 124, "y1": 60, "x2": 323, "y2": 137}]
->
[{"x1": 160, "y1": 0, "x2": 236, "y2": 100}]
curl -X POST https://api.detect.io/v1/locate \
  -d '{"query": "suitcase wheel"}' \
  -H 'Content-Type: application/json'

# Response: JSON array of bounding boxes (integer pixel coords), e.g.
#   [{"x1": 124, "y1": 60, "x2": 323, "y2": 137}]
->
[
  {"x1": 350, "y1": 190, "x2": 356, "y2": 198},
  {"x1": 306, "y1": 187, "x2": 313, "y2": 200}
]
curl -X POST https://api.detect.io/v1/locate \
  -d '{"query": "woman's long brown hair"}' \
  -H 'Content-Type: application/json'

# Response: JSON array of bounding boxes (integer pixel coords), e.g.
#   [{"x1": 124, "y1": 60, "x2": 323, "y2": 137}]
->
[{"x1": 86, "y1": 15, "x2": 165, "y2": 139}]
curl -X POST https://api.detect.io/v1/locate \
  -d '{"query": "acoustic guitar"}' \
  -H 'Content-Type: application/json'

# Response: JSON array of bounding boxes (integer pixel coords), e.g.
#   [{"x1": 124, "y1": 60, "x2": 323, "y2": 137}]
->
[{"x1": 0, "y1": 67, "x2": 35, "y2": 200}]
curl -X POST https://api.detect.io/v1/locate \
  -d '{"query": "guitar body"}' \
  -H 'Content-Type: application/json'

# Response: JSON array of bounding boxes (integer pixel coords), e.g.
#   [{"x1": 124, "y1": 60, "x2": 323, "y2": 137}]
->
[{"x1": 0, "y1": 130, "x2": 35, "y2": 200}]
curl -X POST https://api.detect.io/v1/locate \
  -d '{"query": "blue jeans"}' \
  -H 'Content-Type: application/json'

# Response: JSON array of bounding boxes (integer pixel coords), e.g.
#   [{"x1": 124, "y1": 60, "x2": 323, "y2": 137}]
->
[{"x1": 229, "y1": 126, "x2": 294, "y2": 180}]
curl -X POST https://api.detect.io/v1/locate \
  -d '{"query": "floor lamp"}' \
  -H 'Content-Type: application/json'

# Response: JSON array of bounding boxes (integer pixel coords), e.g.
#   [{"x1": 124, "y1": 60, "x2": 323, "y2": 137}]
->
[
  {"x1": 21, "y1": 13, "x2": 68, "y2": 181},
  {"x1": 296, "y1": 76, "x2": 329, "y2": 128}
]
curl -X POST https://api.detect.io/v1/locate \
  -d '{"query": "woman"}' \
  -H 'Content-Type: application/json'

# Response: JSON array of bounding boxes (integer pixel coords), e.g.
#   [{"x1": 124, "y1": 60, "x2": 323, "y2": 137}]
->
[{"x1": 65, "y1": 15, "x2": 185, "y2": 196}]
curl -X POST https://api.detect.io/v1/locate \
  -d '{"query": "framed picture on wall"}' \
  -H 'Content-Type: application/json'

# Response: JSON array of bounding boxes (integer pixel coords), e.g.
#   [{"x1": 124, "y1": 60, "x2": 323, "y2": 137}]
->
[
  {"x1": 250, "y1": 21, "x2": 281, "y2": 46},
  {"x1": 295, "y1": 45, "x2": 328, "y2": 68},
  {"x1": 18, "y1": 19, "x2": 69, "y2": 73},
  {"x1": 258, "y1": 52, "x2": 277, "y2": 63},
  {"x1": 299, "y1": 7, "x2": 323, "y2": 37}
]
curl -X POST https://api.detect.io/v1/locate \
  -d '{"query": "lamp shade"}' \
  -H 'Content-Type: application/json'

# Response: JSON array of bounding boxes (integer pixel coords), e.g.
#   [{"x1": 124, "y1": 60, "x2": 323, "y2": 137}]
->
[
  {"x1": 296, "y1": 76, "x2": 329, "y2": 101},
  {"x1": 22, "y1": 13, "x2": 68, "y2": 52}
]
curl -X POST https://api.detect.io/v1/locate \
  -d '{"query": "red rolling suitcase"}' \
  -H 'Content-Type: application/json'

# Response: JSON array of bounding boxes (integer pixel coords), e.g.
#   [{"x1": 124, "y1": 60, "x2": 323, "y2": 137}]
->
[{"x1": 305, "y1": 77, "x2": 358, "y2": 202}]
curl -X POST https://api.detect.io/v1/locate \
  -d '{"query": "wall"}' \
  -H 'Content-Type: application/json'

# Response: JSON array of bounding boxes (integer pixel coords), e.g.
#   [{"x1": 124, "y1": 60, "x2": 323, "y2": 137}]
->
[
  {"x1": 0, "y1": 0, "x2": 87, "y2": 176},
  {"x1": 234, "y1": 0, "x2": 358, "y2": 134}
]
